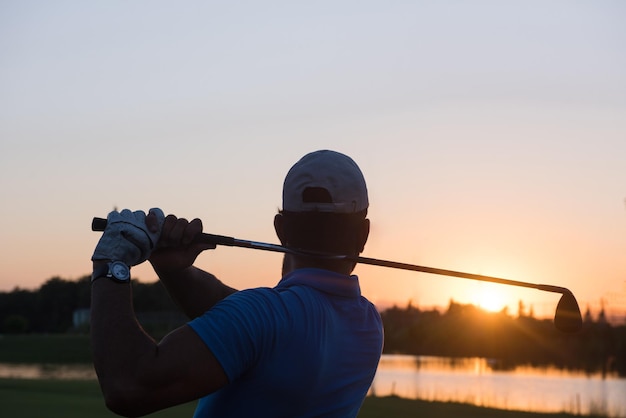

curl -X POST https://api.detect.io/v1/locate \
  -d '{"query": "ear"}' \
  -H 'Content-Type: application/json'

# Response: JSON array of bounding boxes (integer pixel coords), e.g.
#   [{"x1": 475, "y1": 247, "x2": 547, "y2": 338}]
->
[
  {"x1": 274, "y1": 213, "x2": 287, "y2": 245},
  {"x1": 357, "y1": 218, "x2": 370, "y2": 253}
]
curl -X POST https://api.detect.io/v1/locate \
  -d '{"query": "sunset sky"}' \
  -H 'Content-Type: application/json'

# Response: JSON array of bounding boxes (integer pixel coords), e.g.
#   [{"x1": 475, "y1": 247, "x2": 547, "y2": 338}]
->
[{"x1": 1, "y1": 1, "x2": 625, "y2": 320}]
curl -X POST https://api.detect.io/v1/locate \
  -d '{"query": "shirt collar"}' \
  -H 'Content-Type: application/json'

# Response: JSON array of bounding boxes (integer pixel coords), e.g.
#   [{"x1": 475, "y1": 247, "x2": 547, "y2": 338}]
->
[{"x1": 277, "y1": 268, "x2": 361, "y2": 298}]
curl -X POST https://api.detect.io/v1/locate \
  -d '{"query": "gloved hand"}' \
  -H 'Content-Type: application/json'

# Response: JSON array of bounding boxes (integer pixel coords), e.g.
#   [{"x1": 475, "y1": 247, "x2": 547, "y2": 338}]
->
[{"x1": 91, "y1": 208, "x2": 165, "y2": 266}]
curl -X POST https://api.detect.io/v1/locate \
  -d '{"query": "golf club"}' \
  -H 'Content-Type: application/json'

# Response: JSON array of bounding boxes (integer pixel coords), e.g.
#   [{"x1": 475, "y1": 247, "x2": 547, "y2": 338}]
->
[{"x1": 92, "y1": 217, "x2": 583, "y2": 333}]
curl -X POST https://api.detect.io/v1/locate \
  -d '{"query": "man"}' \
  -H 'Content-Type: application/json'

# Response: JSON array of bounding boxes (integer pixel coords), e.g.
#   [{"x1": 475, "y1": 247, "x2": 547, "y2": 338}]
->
[{"x1": 90, "y1": 150, "x2": 384, "y2": 417}]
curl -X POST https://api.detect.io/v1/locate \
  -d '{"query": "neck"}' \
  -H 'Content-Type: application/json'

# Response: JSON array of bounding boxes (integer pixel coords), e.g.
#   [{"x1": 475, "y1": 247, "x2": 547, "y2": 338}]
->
[{"x1": 281, "y1": 254, "x2": 355, "y2": 276}]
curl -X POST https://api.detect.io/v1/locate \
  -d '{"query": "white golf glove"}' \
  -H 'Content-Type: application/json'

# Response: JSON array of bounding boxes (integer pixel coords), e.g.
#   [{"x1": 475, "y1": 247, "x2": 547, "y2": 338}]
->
[{"x1": 91, "y1": 208, "x2": 165, "y2": 266}]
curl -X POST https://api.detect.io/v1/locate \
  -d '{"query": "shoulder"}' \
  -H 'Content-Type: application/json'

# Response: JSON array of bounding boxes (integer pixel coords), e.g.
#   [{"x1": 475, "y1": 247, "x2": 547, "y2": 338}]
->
[{"x1": 190, "y1": 287, "x2": 291, "y2": 331}]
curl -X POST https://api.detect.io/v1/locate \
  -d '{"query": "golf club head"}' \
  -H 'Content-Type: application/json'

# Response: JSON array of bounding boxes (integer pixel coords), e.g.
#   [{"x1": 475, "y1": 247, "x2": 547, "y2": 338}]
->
[{"x1": 554, "y1": 291, "x2": 582, "y2": 333}]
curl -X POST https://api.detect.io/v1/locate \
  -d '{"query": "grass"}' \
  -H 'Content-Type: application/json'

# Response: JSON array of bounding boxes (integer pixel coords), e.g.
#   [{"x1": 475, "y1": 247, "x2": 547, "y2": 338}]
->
[
  {"x1": 0, "y1": 334, "x2": 92, "y2": 363},
  {"x1": 0, "y1": 378, "x2": 196, "y2": 418},
  {"x1": 0, "y1": 378, "x2": 605, "y2": 418}
]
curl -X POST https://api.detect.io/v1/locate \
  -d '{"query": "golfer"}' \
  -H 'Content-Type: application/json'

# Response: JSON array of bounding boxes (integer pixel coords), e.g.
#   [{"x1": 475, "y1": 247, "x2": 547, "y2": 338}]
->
[{"x1": 90, "y1": 150, "x2": 384, "y2": 417}]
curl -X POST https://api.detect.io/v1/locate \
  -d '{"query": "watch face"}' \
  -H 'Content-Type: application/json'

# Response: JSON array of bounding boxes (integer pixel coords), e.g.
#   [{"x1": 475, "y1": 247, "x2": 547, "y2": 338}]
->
[{"x1": 109, "y1": 262, "x2": 130, "y2": 282}]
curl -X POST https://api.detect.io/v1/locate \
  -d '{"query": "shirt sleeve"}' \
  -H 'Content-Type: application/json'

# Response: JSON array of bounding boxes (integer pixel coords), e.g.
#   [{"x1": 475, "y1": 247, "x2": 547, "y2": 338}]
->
[{"x1": 187, "y1": 288, "x2": 282, "y2": 382}]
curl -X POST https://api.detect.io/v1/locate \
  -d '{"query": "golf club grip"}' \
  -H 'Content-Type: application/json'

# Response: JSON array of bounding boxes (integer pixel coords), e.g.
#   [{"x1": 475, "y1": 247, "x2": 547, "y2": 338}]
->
[{"x1": 91, "y1": 217, "x2": 237, "y2": 247}]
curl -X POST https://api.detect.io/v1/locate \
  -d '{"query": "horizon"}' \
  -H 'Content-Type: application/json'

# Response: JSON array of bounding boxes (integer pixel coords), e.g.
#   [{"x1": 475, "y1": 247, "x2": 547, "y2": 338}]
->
[{"x1": 4, "y1": 268, "x2": 625, "y2": 325}]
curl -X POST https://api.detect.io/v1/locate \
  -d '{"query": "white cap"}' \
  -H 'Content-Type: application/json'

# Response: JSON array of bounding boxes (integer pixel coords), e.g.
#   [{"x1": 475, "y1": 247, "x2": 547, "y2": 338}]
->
[{"x1": 282, "y1": 150, "x2": 369, "y2": 214}]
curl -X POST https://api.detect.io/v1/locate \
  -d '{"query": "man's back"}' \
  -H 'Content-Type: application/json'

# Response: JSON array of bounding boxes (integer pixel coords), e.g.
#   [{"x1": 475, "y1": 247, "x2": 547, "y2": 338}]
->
[{"x1": 189, "y1": 268, "x2": 384, "y2": 417}]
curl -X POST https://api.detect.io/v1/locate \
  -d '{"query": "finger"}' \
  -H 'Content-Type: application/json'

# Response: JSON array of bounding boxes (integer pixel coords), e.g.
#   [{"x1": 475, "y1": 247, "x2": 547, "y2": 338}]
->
[
  {"x1": 168, "y1": 218, "x2": 189, "y2": 246},
  {"x1": 159, "y1": 215, "x2": 179, "y2": 246},
  {"x1": 185, "y1": 219, "x2": 216, "y2": 252},
  {"x1": 182, "y1": 218, "x2": 203, "y2": 246},
  {"x1": 132, "y1": 210, "x2": 147, "y2": 225},
  {"x1": 146, "y1": 210, "x2": 159, "y2": 233},
  {"x1": 145, "y1": 208, "x2": 165, "y2": 234}
]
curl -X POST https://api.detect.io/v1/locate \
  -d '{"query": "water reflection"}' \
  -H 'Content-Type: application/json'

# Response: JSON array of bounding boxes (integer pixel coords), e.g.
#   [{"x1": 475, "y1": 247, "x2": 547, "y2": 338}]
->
[
  {"x1": 370, "y1": 355, "x2": 626, "y2": 417},
  {"x1": 0, "y1": 363, "x2": 95, "y2": 380},
  {"x1": 2, "y1": 357, "x2": 624, "y2": 417}
]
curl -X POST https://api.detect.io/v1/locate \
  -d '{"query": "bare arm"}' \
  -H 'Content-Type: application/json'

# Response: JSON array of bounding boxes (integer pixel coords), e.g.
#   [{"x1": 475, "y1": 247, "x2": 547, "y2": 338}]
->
[
  {"x1": 148, "y1": 214, "x2": 238, "y2": 319},
  {"x1": 90, "y1": 263, "x2": 228, "y2": 417},
  {"x1": 153, "y1": 264, "x2": 237, "y2": 319}
]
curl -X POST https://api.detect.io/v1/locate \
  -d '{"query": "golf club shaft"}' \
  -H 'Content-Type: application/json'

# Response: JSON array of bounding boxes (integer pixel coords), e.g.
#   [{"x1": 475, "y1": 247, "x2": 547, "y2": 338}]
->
[{"x1": 91, "y1": 217, "x2": 570, "y2": 296}]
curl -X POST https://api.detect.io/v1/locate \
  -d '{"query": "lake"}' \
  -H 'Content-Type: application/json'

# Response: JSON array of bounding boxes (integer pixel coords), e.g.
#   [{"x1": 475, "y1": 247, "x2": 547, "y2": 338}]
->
[
  {"x1": 2, "y1": 355, "x2": 625, "y2": 417},
  {"x1": 370, "y1": 354, "x2": 626, "y2": 417}
]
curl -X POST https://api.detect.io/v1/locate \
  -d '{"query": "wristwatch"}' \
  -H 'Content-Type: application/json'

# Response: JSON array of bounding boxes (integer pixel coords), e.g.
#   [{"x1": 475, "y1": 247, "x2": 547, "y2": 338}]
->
[{"x1": 92, "y1": 261, "x2": 131, "y2": 283}]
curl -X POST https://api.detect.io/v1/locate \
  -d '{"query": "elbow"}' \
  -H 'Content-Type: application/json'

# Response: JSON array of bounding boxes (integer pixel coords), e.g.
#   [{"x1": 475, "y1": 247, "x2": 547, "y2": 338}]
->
[
  {"x1": 101, "y1": 385, "x2": 151, "y2": 417},
  {"x1": 103, "y1": 393, "x2": 139, "y2": 417}
]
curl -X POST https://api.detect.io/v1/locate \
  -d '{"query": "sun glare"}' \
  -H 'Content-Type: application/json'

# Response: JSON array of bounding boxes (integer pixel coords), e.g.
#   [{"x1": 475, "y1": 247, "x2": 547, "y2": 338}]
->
[{"x1": 475, "y1": 285, "x2": 507, "y2": 313}]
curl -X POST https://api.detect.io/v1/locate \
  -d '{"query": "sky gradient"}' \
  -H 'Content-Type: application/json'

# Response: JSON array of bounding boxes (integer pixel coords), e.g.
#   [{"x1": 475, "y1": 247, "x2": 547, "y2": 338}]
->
[{"x1": 1, "y1": 1, "x2": 625, "y2": 320}]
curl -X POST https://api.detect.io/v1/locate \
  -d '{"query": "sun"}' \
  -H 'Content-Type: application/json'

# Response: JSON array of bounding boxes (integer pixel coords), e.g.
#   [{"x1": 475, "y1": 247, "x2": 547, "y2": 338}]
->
[{"x1": 475, "y1": 284, "x2": 507, "y2": 312}]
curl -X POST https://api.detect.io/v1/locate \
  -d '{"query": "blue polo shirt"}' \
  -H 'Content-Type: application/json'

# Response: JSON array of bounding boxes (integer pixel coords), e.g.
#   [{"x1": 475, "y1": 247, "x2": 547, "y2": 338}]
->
[{"x1": 188, "y1": 268, "x2": 383, "y2": 418}]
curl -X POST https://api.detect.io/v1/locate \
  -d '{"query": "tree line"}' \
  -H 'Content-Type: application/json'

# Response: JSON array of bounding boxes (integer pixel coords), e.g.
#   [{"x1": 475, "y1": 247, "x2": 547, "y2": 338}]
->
[
  {"x1": 0, "y1": 276, "x2": 182, "y2": 334},
  {"x1": 382, "y1": 300, "x2": 626, "y2": 377},
  {"x1": 1, "y1": 276, "x2": 624, "y2": 376}
]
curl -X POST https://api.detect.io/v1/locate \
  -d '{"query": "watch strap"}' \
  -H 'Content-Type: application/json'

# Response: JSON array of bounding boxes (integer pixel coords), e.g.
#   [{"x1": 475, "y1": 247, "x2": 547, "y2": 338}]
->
[
  {"x1": 91, "y1": 261, "x2": 131, "y2": 283},
  {"x1": 92, "y1": 262, "x2": 110, "y2": 283}
]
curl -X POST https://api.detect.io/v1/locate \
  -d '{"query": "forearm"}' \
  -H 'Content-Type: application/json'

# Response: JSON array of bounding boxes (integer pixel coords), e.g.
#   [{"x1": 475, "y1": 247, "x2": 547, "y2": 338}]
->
[
  {"x1": 152, "y1": 264, "x2": 237, "y2": 319},
  {"x1": 90, "y1": 278, "x2": 158, "y2": 415}
]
